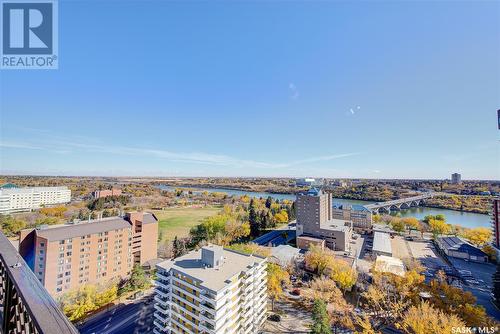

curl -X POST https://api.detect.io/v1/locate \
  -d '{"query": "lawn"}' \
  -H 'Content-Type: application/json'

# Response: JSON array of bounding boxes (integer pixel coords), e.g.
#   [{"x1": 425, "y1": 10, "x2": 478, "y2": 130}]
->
[{"x1": 153, "y1": 206, "x2": 221, "y2": 242}]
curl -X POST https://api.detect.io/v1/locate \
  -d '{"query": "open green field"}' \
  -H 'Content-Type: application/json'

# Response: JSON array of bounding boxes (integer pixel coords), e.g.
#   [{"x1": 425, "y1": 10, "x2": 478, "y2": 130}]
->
[{"x1": 153, "y1": 206, "x2": 221, "y2": 242}]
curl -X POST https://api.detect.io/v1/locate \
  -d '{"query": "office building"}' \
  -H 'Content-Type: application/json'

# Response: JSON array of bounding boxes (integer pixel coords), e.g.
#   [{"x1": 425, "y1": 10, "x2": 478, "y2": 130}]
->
[
  {"x1": 0, "y1": 186, "x2": 71, "y2": 213},
  {"x1": 92, "y1": 188, "x2": 122, "y2": 199},
  {"x1": 332, "y1": 204, "x2": 372, "y2": 231},
  {"x1": 18, "y1": 212, "x2": 158, "y2": 295},
  {"x1": 296, "y1": 189, "x2": 352, "y2": 251},
  {"x1": 451, "y1": 173, "x2": 462, "y2": 184},
  {"x1": 493, "y1": 199, "x2": 500, "y2": 248},
  {"x1": 153, "y1": 245, "x2": 267, "y2": 334}
]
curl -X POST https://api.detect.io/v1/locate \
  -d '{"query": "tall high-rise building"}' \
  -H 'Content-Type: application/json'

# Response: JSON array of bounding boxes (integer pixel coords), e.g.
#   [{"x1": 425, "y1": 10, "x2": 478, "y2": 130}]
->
[
  {"x1": 295, "y1": 189, "x2": 352, "y2": 251},
  {"x1": 0, "y1": 186, "x2": 71, "y2": 213},
  {"x1": 451, "y1": 173, "x2": 462, "y2": 184},
  {"x1": 492, "y1": 199, "x2": 500, "y2": 248},
  {"x1": 153, "y1": 245, "x2": 267, "y2": 334},
  {"x1": 18, "y1": 212, "x2": 158, "y2": 295}
]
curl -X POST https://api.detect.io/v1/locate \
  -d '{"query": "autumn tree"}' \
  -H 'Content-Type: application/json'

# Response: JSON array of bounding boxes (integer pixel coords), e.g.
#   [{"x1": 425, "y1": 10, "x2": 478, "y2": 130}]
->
[
  {"x1": 327, "y1": 259, "x2": 357, "y2": 292},
  {"x1": 399, "y1": 301, "x2": 465, "y2": 334},
  {"x1": 462, "y1": 227, "x2": 492, "y2": 247},
  {"x1": 267, "y1": 263, "x2": 290, "y2": 311},
  {"x1": 401, "y1": 217, "x2": 419, "y2": 233},
  {"x1": 304, "y1": 245, "x2": 335, "y2": 276},
  {"x1": 391, "y1": 219, "x2": 405, "y2": 234},
  {"x1": 428, "y1": 219, "x2": 451, "y2": 238}
]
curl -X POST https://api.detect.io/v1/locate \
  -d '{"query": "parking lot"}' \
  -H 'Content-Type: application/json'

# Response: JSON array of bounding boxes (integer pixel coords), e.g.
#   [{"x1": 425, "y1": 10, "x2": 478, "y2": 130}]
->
[{"x1": 449, "y1": 258, "x2": 500, "y2": 319}]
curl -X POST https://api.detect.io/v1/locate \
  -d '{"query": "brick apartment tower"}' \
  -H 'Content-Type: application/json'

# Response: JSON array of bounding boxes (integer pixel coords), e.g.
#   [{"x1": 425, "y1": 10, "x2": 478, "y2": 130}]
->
[
  {"x1": 493, "y1": 199, "x2": 500, "y2": 248},
  {"x1": 19, "y1": 212, "x2": 158, "y2": 295}
]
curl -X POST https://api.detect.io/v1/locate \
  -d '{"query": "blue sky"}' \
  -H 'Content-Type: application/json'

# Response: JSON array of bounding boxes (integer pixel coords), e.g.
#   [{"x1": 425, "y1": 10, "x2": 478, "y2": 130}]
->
[{"x1": 1, "y1": 1, "x2": 499, "y2": 179}]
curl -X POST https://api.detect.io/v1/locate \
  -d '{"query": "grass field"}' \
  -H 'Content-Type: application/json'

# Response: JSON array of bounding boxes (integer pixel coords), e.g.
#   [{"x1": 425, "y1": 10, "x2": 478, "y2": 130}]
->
[{"x1": 153, "y1": 206, "x2": 221, "y2": 242}]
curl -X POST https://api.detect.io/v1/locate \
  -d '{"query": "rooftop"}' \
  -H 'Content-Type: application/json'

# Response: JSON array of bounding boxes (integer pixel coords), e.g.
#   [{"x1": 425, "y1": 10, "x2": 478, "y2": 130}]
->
[
  {"x1": 31, "y1": 213, "x2": 157, "y2": 242},
  {"x1": 373, "y1": 231, "x2": 392, "y2": 255},
  {"x1": 333, "y1": 203, "x2": 370, "y2": 212},
  {"x1": 156, "y1": 245, "x2": 266, "y2": 292},
  {"x1": 0, "y1": 186, "x2": 70, "y2": 194},
  {"x1": 270, "y1": 245, "x2": 301, "y2": 264},
  {"x1": 375, "y1": 255, "x2": 406, "y2": 276},
  {"x1": 437, "y1": 236, "x2": 487, "y2": 257},
  {"x1": 320, "y1": 218, "x2": 351, "y2": 232}
]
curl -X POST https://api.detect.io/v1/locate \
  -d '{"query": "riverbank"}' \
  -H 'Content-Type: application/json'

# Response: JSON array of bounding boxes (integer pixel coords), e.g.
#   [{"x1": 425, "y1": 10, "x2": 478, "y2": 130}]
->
[{"x1": 157, "y1": 184, "x2": 491, "y2": 229}]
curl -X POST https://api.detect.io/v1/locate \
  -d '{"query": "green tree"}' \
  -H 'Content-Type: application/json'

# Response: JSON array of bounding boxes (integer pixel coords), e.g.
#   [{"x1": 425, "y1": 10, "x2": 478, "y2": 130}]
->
[
  {"x1": 265, "y1": 196, "x2": 273, "y2": 209},
  {"x1": 0, "y1": 215, "x2": 26, "y2": 237},
  {"x1": 248, "y1": 199, "x2": 260, "y2": 236},
  {"x1": 311, "y1": 299, "x2": 332, "y2": 334},
  {"x1": 119, "y1": 265, "x2": 150, "y2": 295}
]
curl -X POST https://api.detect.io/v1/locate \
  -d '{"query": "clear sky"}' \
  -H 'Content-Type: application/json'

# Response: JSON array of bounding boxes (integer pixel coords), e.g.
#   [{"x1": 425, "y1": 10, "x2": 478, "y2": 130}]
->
[{"x1": 1, "y1": 1, "x2": 499, "y2": 179}]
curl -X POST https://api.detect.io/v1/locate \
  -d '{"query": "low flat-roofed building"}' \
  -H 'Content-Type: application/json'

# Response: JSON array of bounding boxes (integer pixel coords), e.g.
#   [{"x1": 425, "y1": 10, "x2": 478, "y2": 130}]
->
[
  {"x1": 374, "y1": 255, "x2": 405, "y2": 276},
  {"x1": 296, "y1": 235, "x2": 325, "y2": 250},
  {"x1": 154, "y1": 245, "x2": 267, "y2": 334},
  {"x1": 319, "y1": 218, "x2": 353, "y2": 251},
  {"x1": 270, "y1": 245, "x2": 302, "y2": 267},
  {"x1": 436, "y1": 236, "x2": 488, "y2": 263},
  {"x1": 372, "y1": 231, "x2": 392, "y2": 257}
]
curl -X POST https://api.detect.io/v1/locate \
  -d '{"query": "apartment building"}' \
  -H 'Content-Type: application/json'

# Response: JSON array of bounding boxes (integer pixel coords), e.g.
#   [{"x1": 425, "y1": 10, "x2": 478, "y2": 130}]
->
[
  {"x1": 296, "y1": 188, "x2": 352, "y2": 251},
  {"x1": 153, "y1": 245, "x2": 267, "y2": 334},
  {"x1": 332, "y1": 204, "x2": 372, "y2": 231},
  {"x1": 0, "y1": 186, "x2": 71, "y2": 213},
  {"x1": 18, "y1": 212, "x2": 158, "y2": 295},
  {"x1": 451, "y1": 173, "x2": 462, "y2": 184},
  {"x1": 492, "y1": 199, "x2": 500, "y2": 248},
  {"x1": 92, "y1": 188, "x2": 122, "y2": 199}
]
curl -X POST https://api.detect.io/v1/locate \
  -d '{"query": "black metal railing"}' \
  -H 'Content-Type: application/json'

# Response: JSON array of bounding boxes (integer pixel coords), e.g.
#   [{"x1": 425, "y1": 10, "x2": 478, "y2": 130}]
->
[{"x1": 0, "y1": 230, "x2": 78, "y2": 334}]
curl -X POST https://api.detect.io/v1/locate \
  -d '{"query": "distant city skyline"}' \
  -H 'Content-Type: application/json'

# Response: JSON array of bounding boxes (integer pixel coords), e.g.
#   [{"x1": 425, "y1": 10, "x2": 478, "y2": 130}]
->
[{"x1": 1, "y1": 1, "x2": 499, "y2": 180}]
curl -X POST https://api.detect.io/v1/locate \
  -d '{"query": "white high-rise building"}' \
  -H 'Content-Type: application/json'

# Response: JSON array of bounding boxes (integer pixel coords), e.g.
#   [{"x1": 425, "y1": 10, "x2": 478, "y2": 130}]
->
[
  {"x1": 0, "y1": 186, "x2": 71, "y2": 213},
  {"x1": 153, "y1": 245, "x2": 268, "y2": 334}
]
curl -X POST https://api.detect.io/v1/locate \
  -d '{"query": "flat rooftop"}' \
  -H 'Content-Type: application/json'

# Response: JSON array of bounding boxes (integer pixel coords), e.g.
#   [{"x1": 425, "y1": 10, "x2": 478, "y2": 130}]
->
[
  {"x1": 320, "y1": 218, "x2": 351, "y2": 232},
  {"x1": 373, "y1": 231, "x2": 392, "y2": 255},
  {"x1": 31, "y1": 213, "x2": 157, "y2": 242},
  {"x1": 157, "y1": 247, "x2": 266, "y2": 292},
  {"x1": 375, "y1": 255, "x2": 405, "y2": 276}
]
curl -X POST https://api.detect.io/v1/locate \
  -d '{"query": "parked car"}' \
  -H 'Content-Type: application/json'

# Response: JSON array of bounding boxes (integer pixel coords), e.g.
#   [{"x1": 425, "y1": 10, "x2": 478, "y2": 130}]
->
[{"x1": 268, "y1": 314, "x2": 281, "y2": 322}]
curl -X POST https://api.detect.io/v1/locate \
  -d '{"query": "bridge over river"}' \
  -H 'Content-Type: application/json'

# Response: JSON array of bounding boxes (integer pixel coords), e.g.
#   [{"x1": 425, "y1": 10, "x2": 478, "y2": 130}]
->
[{"x1": 363, "y1": 193, "x2": 435, "y2": 213}]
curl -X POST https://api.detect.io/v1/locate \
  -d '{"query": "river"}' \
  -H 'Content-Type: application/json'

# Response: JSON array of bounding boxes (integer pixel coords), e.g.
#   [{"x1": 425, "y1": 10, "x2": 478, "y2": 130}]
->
[{"x1": 157, "y1": 185, "x2": 491, "y2": 229}]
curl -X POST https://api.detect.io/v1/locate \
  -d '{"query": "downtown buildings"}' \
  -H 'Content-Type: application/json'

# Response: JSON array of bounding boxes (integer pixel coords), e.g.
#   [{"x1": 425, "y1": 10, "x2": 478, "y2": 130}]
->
[
  {"x1": 153, "y1": 245, "x2": 267, "y2": 334},
  {"x1": 18, "y1": 212, "x2": 158, "y2": 295},
  {"x1": 295, "y1": 188, "x2": 353, "y2": 251},
  {"x1": 0, "y1": 186, "x2": 71, "y2": 213}
]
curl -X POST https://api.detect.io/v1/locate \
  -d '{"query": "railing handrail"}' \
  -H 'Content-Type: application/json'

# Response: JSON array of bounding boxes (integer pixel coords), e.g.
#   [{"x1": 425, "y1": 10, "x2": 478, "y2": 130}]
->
[{"x1": 0, "y1": 230, "x2": 79, "y2": 334}]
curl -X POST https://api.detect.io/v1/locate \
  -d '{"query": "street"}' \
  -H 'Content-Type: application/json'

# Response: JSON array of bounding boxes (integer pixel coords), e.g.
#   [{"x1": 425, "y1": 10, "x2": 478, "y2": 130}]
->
[{"x1": 78, "y1": 295, "x2": 155, "y2": 334}]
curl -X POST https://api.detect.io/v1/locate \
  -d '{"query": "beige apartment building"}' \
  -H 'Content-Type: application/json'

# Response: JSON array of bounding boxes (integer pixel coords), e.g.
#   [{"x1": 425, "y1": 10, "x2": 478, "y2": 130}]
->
[
  {"x1": 19, "y1": 212, "x2": 158, "y2": 295},
  {"x1": 332, "y1": 204, "x2": 372, "y2": 231},
  {"x1": 153, "y1": 245, "x2": 268, "y2": 334},
  {"x1": 296, "y1": 189, "x2": 352, "y2": 251}
]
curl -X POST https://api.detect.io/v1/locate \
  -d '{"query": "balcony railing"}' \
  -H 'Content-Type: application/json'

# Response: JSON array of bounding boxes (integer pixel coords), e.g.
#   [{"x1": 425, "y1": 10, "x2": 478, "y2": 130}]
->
[{"x1": 0, "y1": 230, "x2": 79, "y2": 334}]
